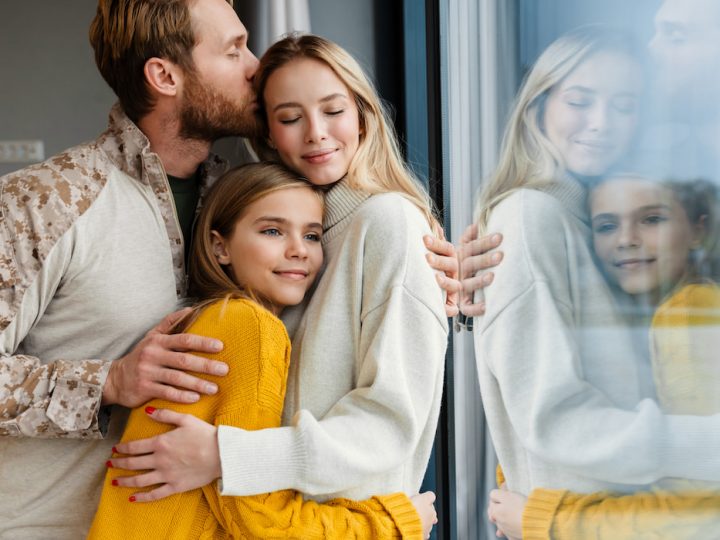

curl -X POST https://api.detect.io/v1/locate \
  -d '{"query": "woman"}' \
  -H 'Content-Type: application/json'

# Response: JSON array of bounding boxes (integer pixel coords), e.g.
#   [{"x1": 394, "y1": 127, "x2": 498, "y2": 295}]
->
[
  {"x1": 472, "y1": 25, "x2": 720, "y2": 505},
  {"x1": 107, "y1": 34, "x2": 448, "y2": 517}
]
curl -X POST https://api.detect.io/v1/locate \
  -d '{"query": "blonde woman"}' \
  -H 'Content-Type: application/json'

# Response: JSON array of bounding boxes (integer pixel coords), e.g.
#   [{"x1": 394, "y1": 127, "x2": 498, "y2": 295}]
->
[
  {"x1": 108, "y1": 34, "x2": 448, "y2": 526},
  {"x1": 473, "y1": 25, "x2": 720, "y2": 512}
]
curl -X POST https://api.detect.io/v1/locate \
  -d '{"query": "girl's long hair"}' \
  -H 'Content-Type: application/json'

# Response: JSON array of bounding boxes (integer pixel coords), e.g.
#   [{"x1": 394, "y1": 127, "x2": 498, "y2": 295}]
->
[
  {"x1": 173, "y1": 161, "x2": 321, "y2": 333},
  {"x1": 475, "y1": 25, "x2": 641, "y2": 233},
  {"x1": 252, "y1": 33, "x2": 441, "y2": 234}
]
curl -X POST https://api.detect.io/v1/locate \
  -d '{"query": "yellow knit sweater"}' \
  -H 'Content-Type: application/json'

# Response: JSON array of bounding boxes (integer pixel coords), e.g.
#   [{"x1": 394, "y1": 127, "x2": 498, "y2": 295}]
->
[
  {"x1": 517, "y1": 284, "x2": 720, "y2": 540},
  {"x1": 87, "y1": 299, "x2": 422, "y2": 539}
]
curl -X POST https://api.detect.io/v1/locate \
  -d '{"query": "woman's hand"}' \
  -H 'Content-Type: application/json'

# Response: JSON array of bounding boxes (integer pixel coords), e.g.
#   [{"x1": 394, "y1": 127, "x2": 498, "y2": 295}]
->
[
  {"x1": 487, "y1": 486, "x2": 526, "y2": 540},
  {"x1": 108, "y1": 408, "x2": 221, "y2": 502},
  {"x1": 410, "y1": 491, "x2": 438, "y2": 539}
]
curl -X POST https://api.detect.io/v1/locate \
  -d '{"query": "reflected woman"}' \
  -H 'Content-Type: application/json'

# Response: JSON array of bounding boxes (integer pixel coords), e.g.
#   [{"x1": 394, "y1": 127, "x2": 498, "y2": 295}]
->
[{"x1": 472, "y1": 25, "x2": 720, "y2": 507}]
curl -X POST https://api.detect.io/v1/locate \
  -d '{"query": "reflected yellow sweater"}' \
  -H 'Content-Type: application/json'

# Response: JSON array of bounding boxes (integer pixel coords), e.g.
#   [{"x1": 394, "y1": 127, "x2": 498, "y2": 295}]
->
[
  {"x1": 87, "y1": 299, "x2": 422, "y2": 539},
  {"x1": 519, "y1": 284, "x2": 720, "y2": 540}
]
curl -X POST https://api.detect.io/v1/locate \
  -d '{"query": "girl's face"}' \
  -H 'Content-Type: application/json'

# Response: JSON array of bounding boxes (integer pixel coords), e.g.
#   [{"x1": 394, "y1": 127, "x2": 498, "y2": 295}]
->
[
  {"x1": 212, "y1": 186, "x2": 324, "y2": 315},
  {"x1": 543, "y1": 51, "x2": 642, "y2": 177},
  {"x1": 590, "y1": 177, "x2": 702, "y2": 300},
  {"x1": 263, "y1": 57, "x2": 361, "y2": 186}
]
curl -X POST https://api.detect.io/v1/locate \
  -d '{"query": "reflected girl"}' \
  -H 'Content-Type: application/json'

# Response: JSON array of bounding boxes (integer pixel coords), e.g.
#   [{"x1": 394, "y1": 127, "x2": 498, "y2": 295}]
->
[{"x1": 473, "y1": 25, "x2": 720, "y2": 506}]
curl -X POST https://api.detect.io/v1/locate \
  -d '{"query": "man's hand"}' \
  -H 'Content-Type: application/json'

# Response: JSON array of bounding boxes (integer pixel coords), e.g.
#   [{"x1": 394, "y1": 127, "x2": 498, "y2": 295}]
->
[
  {"x1": 424, "y1": 234, "x2": 461, "y2": 317},
  {"x1": 102, "y1": 308, "x2": 229, "y2": 407},
  {"x1": 458, "y1": 224, "x2": 503, "y2": 317},
  {"x1": 410, "y1": 491, "x2": 438, "y2": 539},
  {"x1": 108, "y1": 407, "x2": 221, "y2": 502}
]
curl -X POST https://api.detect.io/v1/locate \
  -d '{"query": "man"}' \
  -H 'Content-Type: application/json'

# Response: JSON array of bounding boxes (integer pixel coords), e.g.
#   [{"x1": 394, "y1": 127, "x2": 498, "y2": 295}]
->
[{"x1": 0, "y1": 0, "x2": 458, "y2": 537}]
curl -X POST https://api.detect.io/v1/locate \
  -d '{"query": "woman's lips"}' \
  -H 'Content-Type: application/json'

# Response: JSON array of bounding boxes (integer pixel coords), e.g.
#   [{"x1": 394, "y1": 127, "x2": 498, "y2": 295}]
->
[{"x1": 302, "y1": 149, "x2": 336, "y2": 164}]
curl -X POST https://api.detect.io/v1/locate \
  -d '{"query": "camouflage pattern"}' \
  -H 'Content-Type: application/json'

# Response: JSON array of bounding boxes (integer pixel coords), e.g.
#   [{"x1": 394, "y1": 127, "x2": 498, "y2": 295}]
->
[{"x1": 0, "y1": 103, "x2": 227, "y2": 438}]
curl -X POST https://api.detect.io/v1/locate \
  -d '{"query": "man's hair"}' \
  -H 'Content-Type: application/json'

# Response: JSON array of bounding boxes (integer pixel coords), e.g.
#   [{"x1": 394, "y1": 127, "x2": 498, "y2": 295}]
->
[{"x1": 89, "y1": 0, "x2": 232, "y2": 123}]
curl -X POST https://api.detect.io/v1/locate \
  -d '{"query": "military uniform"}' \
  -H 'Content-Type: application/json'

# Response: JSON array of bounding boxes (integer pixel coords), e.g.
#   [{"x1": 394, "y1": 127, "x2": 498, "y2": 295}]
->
[{"x1": 0, "y1": 104, "x2": 226, "y2": 538}]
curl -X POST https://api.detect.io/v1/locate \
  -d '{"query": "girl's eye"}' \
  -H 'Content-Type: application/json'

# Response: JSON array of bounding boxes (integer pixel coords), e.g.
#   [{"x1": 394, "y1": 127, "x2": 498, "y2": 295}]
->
[
  {"x1": 642, "y1": 214, "x2": 668, "y2": 225},
  {"x1": 261, "y1": 228, "x2": 282, "y2": 236},
  {"x1": 305, "y1": 232, "x2": 321, "y2": 242},
  {"x1": 593, "y1": 222, "x2": 617, "y2": 235}
]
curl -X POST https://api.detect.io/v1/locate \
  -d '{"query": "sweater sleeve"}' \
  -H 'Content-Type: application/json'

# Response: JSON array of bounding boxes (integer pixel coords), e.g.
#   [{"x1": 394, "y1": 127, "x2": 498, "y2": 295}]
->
[
  {"x1": 217, "y1": 198, "x2": 448, "y2": 497},
  {"x1": 523, "y1": 487, "x2": 720, "y2": 540},
  {"x1": 89, "y1": 299, "x2": 422, "y2": 540}
]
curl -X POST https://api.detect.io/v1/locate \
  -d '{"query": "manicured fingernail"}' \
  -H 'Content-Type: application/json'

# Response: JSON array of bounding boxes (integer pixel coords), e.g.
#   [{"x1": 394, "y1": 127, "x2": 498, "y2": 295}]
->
[
  {"x1": 206, "y1": 383, "x2": 218, "y2": 394},
  {"x1": 211, "y1": 339, "x2": 223, "y2": 351},
  {"x1": 145, "y1": 406, "x2": 156, "y2": 415},
  {"x1": 112, "y1": 446, "x2": 118, "y2": 454},
  {"x1": 111, "y1": 479, "x2": 118, "y2": 487},
  {"x1": 491, "y1": 252, "x2": 502, "y2": 263},
  {"x1": 129, "y1": 496, "x2": 136, "y2": 503},
  {"x1": 213, "y1": 363, "x2": 229, "y2": 376},
  {"x1": 105, "y1": 460, "x2": 113, "y2": 468}
]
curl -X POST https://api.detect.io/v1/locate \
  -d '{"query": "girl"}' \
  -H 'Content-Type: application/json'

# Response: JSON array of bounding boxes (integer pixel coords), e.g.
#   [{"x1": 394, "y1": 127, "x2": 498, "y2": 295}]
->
[
  {"x1": 472, "y1": 23, "x2": 720, "y2": 516},
  {"x1": 488, "y1": 175, "x2": 720, "y2": 540},
  {"x1": 89, "y1": 162, "x2": 434, "y2": 539},
  {"x1": 106, "y1": 34, "x2": 447, "y2": 529}
]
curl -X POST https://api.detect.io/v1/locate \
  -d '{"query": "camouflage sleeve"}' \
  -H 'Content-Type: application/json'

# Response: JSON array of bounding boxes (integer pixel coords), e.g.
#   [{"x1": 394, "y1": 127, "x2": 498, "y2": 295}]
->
[{"x1": 0, "y1": 354, "x2": 111, "y2": 438}]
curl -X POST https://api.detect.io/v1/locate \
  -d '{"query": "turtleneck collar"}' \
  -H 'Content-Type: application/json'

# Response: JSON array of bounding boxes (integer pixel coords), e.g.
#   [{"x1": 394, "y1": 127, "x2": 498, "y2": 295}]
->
[{"x1": 321, "y1": 178, "x2": 372, "y2": 244}]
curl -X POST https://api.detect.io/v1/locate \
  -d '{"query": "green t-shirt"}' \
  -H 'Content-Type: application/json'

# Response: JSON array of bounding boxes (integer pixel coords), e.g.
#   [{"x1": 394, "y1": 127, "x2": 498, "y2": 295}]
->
[{"x1": 168, "y1": 171, "x2": 200, "y2": 264}]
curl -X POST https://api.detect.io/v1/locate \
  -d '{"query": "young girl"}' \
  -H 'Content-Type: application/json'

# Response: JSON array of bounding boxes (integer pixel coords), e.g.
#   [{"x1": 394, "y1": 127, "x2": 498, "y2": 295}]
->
[
  {"x1": 88, "y1": 162, "x2": 434, "y2": 539},
  {"x1": 488, "y1": 174, "x2": 720, "y2": 540},
  {"x1": 108, "y1": 33, "x2": 447, "y2": 512}
]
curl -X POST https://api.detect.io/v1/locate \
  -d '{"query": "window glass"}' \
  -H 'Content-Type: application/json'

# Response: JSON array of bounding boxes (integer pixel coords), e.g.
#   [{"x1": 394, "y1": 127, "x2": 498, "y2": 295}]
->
[{"x1": 446, "y1": 1, "x2": 720, "y2": 538}]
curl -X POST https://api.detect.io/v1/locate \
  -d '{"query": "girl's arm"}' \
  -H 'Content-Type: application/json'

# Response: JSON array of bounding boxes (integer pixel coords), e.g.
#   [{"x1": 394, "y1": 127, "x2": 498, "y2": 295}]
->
[
  {"x1": 90, "y1": 299, "x2": 425, "y2": 539},
  {"x1": 490, "y1": 486, "x2": 720, "y2": 540}
]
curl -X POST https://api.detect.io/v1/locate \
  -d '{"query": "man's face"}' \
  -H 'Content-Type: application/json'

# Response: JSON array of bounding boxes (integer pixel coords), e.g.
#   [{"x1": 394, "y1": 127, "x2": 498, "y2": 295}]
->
[
  {"x1": 649, "y1": 0, "x2": 720, "y2": 111},
  {"x1": 179, "y1": 0, "x2": 260, "y2": 141}
]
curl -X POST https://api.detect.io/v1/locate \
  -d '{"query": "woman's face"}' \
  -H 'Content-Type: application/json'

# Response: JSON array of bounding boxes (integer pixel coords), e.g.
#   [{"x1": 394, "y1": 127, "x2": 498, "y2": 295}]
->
[
  {"x1": 590, "y1": 177, "x2": 701, "y2": 300},
  {"x1": 543, "y1": 51, "x2": 642, "y2": 177},
  {"x1": 212, "y1": 186, "x2": 324, "y2": 315},
  {"x1": 263, "y1": 57, "x2": 361, "y2": 187}
]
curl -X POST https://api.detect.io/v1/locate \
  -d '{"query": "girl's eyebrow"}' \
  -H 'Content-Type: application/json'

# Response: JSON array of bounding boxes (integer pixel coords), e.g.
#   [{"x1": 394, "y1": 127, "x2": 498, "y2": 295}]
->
[
  {"x1": 254, "y1": 216, "x2": 323, "y2": 229},
  {"x1": 273, "y1": 93, "x2": 348, "y2": 112}
]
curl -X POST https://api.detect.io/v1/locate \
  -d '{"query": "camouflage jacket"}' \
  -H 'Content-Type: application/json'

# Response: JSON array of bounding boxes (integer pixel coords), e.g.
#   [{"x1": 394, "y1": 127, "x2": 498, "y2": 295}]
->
[{"x1": 0, "y1": 104, "x2": 227, "y2": 439}]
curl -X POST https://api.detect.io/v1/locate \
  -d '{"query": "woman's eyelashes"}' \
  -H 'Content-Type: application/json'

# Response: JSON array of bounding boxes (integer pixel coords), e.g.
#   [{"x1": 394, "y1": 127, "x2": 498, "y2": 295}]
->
[{"x1": 277, "y1": 108, "x2": 346, "y2": 125}]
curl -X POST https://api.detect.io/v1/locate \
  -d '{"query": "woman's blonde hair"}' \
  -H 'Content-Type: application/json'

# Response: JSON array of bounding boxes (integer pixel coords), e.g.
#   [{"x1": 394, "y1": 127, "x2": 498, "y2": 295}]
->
[
  {"x1": 475, "y1": 25, "x2": 641, "y2": 232},
  {"x1": 252, "y1": 33, "x2": 440, "y2": 233},
  {"x1": 174, "y1": 162, "x2": 321, "y2": 332}
]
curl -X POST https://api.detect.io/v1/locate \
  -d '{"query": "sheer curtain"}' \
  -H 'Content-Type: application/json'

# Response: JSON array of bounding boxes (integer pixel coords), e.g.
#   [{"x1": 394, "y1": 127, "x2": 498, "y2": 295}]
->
[{"x1": 442, "y1": 0, "x2": 519, "y2": 538}]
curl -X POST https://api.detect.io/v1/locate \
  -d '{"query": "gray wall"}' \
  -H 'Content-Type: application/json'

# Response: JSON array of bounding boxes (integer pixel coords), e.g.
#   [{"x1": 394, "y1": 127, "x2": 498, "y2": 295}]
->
[{"x1": 0, "y1": 1, "x2": 376, "y2": 176}]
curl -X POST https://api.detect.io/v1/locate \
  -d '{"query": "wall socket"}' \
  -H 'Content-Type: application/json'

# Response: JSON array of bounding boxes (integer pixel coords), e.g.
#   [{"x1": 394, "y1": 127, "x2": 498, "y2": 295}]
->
[{"x1": 0, "y1": 140, "x2": 45, "y2": 164}]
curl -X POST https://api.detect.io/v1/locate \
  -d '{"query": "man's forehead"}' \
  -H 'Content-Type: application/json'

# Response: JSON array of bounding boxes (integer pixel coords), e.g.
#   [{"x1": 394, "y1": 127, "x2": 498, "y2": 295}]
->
[
  {"x1": 190, "y1": 0, "x2": 247, "y2": 46},
  {"x1": 656, "y1": 0, "x2": 720, "y2": 31}
]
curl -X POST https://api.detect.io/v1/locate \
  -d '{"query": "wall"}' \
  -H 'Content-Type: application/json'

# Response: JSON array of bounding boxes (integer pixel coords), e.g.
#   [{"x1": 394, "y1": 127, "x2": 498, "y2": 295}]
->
[{"x1": 0, "y1": 1, "x2": 376, "y2": 176}]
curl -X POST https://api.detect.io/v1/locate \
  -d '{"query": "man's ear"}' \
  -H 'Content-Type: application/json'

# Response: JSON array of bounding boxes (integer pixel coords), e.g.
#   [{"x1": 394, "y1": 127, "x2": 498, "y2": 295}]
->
[
  {"x1": 210, "y1": 230, "x2": 231, "y2": 265},
  {"x1": 144, "y1": 57, "x2": 182, "y2": 97}
]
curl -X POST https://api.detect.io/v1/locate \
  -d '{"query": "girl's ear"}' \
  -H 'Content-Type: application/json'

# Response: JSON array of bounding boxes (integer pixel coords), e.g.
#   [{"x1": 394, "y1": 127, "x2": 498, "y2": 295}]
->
[{"x1": 210, "y1": 230, "x2": 232, "y2": 265}]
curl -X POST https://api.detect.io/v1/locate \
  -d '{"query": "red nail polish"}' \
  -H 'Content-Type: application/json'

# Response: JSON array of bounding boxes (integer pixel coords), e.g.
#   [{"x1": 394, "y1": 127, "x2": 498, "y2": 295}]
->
[
  {"x1": 145, "y1": 406, "x2": 156, "y2": 415},
  {"x1": 112, "y1": 446, "x2": 118, "y2": 454},
  {"x1": 105, "y1": 460, "x2": 113, "y2": 468},
  {"x1": 129, "y1": 496, "x2": 136, "y2": 503},
  {"x1": 111, "y1": 479, "x2": 118, "y2": 487}
]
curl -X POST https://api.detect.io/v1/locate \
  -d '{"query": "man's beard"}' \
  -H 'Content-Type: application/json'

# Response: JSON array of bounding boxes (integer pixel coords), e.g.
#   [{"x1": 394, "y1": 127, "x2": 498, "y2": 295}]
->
[{"x1": 179, "y1": 70, "x2": 261, "y2": 142}]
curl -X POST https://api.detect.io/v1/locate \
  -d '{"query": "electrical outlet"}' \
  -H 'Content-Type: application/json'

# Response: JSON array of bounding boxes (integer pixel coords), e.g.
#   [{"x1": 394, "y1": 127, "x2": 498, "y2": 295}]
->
[{"x1": 0, "y1": 140, "x2": 45, "y2": 163}]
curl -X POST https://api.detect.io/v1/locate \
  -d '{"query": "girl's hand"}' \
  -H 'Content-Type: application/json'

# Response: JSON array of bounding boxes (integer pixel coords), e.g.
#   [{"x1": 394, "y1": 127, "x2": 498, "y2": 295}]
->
[
  {"x1": 487, "y1": 487, "x2": 526, "y2": 540},
  {"x1": 410, "y1": 491, "x2": 438, "y2": 539},
  {"x1": 108, "y1": 408, "x2": 221, "y2": 502}
]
